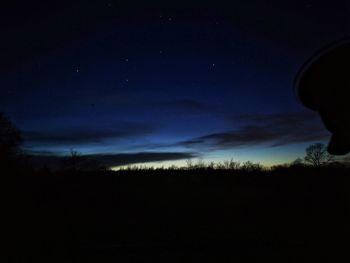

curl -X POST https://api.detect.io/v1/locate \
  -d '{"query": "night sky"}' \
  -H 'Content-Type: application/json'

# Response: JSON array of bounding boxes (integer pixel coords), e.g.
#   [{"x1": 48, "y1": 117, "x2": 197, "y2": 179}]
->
[{"x1": 1, "y1": 1, "x2": 349, "y2": 168}]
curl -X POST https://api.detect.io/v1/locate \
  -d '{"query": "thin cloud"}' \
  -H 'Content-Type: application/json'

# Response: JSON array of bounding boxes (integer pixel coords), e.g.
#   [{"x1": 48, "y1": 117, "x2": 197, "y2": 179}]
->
[
  {"x1": 231, "y1": 111, "x2": 320, "y2": 126},
  {"x1": 158, "y1": 99, "x2": 209, "y2": 111},
  {"x1": 23, "y1": 124, "x2": 157, "y2": 145},
  {"x1": 28, "y1": 151, "x2": 198, "y2": 169},
  {"x1": 177, "y1": 112, "x2": 329, "y2": 149}
]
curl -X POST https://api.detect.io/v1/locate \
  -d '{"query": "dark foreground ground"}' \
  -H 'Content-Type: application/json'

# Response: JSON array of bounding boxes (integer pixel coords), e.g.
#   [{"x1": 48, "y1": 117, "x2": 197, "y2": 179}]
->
[{"x1": 5, "y1": 167, "x2": 350, "y2": 262}]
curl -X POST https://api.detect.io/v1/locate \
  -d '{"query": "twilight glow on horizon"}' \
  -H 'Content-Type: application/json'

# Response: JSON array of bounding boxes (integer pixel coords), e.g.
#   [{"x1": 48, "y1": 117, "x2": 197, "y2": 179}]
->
[{"x1": 1, "y1": 1, "x2": 349, "y2": 168}]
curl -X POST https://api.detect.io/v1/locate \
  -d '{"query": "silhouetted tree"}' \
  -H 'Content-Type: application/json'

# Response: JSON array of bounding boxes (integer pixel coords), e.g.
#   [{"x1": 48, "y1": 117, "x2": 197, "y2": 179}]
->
[
  {"x1": 290, "y1": 158, "x2": 304, "y2": 167},
  {"x1": 215, "y1": 161, "x2": 226, "y2": 170},
  {"x1": 185, "y1": 159, "x2": 194, "y2": 170},
  {"x1": 62, "y1": 149, "x2": 83, "y2": 171},
  {"x1": 224, "y1": 159, "x2": 241, "y2": 170},
  {"x1": 304, "y1": 143, "x2": 333, "y2": 167},
  {"x1": 0, "y1": 112, "x2": 22, "y2": 167},
  {"x1": 194, "y1": 158, "x2": 206, "y2": 169},
  {"x1": 241, "y1": 161, "x2": 263, "y2": 172},
  {"x1": 207, "y1": 161, "x2": 215, "y2": 170}
]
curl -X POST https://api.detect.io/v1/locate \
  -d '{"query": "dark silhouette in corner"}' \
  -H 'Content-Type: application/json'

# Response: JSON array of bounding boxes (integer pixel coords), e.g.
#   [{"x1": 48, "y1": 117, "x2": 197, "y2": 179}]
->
[
  {"x1": 296, "y1": 39, "x2": 350, "y2": 155},
  {"x1": 0, "y1": 112, "x2": 22, "y2": 172}
]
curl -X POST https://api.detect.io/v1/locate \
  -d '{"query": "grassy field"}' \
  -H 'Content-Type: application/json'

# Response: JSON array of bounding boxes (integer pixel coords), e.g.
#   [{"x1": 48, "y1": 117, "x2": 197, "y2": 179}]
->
[{"x1": 6, "y1": 166, "x2": 350, "y2": 262}]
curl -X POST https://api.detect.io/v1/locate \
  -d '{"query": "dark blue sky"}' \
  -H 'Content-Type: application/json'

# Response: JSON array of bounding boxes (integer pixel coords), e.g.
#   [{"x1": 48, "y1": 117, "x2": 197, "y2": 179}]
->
[{"x1": 1, "y1": 1, "x2": 349, "y2": 167}]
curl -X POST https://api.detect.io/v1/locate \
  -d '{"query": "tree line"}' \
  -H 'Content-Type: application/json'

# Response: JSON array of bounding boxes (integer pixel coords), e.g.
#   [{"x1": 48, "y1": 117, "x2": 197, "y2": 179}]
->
[{"x1": 0, "y1": 112, "x2": 347, "y2": 173}]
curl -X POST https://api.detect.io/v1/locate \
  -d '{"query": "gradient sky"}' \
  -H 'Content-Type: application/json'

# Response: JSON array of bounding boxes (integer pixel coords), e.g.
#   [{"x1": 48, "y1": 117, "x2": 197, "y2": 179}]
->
[{"x1": 1, "y1": 1, "x2": 349, "y2": 168}]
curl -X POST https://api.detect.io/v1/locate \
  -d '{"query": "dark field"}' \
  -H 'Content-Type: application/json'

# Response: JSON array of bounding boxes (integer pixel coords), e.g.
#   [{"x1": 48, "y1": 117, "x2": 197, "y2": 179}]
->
[{"x1": 6, "y1": 167, "x2": 350, "y2": 262}]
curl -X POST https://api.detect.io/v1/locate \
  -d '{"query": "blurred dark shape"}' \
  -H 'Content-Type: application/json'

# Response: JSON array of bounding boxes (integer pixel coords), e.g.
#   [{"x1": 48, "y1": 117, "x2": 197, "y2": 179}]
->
[
  {"x1": 0, "y1": 112, "x2": 22, "y2": 169},
  {"x1": 296, "y1": 39, "x2": 350, "y2": 155}
]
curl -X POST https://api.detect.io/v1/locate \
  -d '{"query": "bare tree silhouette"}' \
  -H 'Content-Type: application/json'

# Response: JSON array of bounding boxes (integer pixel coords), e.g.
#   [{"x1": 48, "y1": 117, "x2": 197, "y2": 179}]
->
[
  {"x1": 304, "y1": 143, "x2": 333, "y2": 167},
  {"x1": 62, "y1": 149, "x2": 83, "y2": 171}
]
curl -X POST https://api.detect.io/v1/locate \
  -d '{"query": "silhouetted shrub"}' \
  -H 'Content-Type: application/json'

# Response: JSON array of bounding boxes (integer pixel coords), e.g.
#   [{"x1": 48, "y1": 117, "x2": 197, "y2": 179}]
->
[{"x1": 241, "y1": 161, "x2": 263, "y2": 172}]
